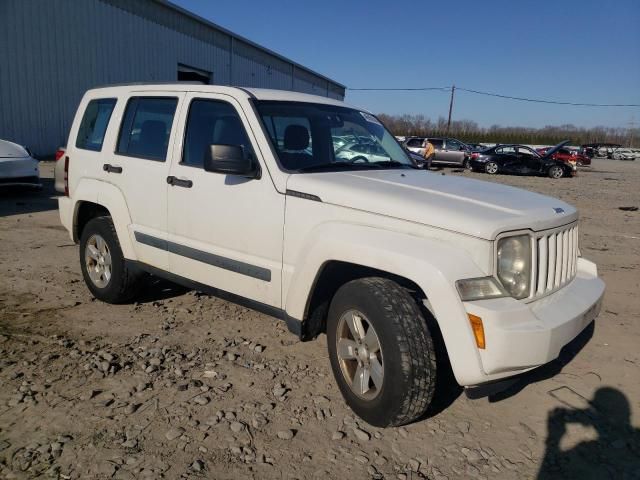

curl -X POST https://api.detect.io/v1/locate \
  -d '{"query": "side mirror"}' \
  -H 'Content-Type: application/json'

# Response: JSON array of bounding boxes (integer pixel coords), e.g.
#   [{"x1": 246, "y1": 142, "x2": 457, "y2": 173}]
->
[{"x1": 204, "y1": 144, "x2": 258, "y2": 178}]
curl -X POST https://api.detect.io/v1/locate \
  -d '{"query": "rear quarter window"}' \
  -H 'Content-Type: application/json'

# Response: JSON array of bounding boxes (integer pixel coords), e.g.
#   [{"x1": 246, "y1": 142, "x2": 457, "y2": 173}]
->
[{"x1": 75, "y1": 98, "x2": 117, "y2": 151}]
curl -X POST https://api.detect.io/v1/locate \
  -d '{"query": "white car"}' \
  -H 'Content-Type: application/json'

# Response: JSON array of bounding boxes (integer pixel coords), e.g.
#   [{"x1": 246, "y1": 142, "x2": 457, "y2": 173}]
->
[
  {"x1": 58, "y1": 85, "x2": 605, "y2": 427},
  {"x1": 612, "y1": 148, "x2": 637, "y2": 161},
  {"x1": 0, "y1": 139, "x2": 41, "y2": 188},
  {"x1": 335, "y1": 142, "x2": 392, "y2": 163}
]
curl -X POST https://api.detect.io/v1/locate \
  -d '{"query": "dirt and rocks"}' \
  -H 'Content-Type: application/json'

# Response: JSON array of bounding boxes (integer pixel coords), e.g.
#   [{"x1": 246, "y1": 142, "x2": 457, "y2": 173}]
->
[{"x1": 0, "y1": 160, "x2": 639, "y2": 479}]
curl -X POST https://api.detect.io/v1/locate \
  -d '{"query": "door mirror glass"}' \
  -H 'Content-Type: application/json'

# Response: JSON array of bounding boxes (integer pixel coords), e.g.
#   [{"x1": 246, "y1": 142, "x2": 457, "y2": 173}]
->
[{"x1": 204, "y1": 144, "x2": 257, "y2": 177}]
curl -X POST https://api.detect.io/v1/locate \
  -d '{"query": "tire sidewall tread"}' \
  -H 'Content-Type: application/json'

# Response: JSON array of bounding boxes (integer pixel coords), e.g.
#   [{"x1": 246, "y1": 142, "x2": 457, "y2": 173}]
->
[
  {"x1": 327, "y1": 277, "x2": 437, "y2": 427},
  {"x1": 79, "y1": 216, "x2": 141, "y2": 304}
]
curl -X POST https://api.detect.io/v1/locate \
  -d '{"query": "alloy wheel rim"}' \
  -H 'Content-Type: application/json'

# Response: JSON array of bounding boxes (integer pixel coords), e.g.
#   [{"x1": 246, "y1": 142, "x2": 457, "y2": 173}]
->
[
  {"x1": 487, "y1": 163, "x2": 497, "y2": 173},
  {"x1": 85, "y1": 234, "x2": 112, "y2": 288},
  {"x1": 551, "y1": 167, "x2": 562, "y2": 178},
  {"x1": 336, "y1": 309, "x2": 384, "y2": 400}
]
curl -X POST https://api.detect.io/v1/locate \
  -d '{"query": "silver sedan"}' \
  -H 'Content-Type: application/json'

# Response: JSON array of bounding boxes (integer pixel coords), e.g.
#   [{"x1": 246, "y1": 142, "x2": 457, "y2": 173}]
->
[{"x1": 0, "y1": 139, "x2": 41, "y2": 188}]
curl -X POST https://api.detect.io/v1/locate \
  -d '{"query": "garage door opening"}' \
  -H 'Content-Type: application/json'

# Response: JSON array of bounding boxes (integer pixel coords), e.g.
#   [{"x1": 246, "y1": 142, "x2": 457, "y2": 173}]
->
[{"x1": 177, "y1": 64, "x2": 211, "y2": 84}]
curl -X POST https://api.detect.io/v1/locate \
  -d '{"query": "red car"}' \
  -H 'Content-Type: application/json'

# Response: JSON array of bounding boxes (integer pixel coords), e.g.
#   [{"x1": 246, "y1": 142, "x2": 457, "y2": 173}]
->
[{"x1": 536, "y1": 146, "x2": 591, "y2": 166}]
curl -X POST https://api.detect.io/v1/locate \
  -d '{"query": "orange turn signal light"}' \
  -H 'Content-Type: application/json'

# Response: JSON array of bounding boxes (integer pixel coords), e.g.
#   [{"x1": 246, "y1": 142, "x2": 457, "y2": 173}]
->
[{"x1": 468, "y1": 314, "x2": 486, "y2": 349}]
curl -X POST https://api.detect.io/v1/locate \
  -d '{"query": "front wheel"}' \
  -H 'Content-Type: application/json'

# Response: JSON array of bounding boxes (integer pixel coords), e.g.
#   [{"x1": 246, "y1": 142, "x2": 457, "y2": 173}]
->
[
  {"x1": 463, "y1": 158, "x2": 471, "y2": 170},
  {"x1": 79, "y1": 216, "x2": 143, "y2": 303},
  {"x1": 485, "y1": 161, "x2": 499, "y2": 174},
  {"x1": 327, "y1": 278, "x2": 437, "y2": 427},
  {"x1": 548, "y1": 165, "x2": 564, "y2": 178}
]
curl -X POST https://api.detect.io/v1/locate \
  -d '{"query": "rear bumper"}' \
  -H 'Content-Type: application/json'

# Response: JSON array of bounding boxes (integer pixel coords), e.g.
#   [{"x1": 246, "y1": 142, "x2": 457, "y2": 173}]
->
[
  {"x1": 460, "y1": 258, "x2": 604, "y2": 385},
  {"x1": 58, "y1": 196, "x2": 74, "y2": 241}
]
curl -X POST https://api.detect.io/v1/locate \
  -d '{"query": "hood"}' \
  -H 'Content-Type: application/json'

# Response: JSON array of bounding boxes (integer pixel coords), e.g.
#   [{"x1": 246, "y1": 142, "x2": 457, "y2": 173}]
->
[
  {"x1": 286, "y1": 170, "x2": 577, "y2": 239},
  {"x1": 0, "y1": 139, "x2": 29, "y2": 158},
  {"x1": 540, "y1": 140, "x2": 571, "y2": 159}
]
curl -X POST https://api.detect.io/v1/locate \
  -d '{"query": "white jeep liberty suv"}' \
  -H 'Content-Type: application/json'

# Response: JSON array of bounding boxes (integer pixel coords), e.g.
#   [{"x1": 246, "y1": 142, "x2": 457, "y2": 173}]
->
[{"x1": 58, "y1": 85, "x2": 605, "y2": 427}]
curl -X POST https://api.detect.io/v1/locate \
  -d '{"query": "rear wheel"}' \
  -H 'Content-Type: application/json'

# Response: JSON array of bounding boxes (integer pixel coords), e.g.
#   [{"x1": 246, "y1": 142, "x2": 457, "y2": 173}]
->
[
  {"x1": 463, "y1": 158, "x2": 471, "y2": 170},
  {"x1": 485, "y1": 161, "x2": 499, "y2": 174},
  {"x1": 327, "y1": 277, "x2": 437, "y2": 427},
  {"x1": 548, "y1": 165, "x2": 564, "y2": 178},
  {"x1": 80, "y1": 216, "x2": 143, "y2": 303}
]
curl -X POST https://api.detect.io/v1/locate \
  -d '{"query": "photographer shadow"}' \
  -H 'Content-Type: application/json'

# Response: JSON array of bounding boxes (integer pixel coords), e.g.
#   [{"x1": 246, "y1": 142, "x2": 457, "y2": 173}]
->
[{"x1": 538, "y1": 387, "x2": 640, "y2": 479}]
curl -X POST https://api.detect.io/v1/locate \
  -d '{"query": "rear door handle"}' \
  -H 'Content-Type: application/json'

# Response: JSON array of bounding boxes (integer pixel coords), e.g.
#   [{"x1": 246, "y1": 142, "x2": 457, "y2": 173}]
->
[
  {"x1": 167, "y1": 176, "x2": 193, "y2": 188},
  {"x1": 103, "y1": 164, "x2": 122, "y2": 174}
]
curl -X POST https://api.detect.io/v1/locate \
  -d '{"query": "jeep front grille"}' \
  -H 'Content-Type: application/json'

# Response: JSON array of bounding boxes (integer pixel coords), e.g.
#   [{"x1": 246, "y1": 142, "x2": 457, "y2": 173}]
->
[{"x1": 532, "y1": 223, "x2": 579, "y2": 299}]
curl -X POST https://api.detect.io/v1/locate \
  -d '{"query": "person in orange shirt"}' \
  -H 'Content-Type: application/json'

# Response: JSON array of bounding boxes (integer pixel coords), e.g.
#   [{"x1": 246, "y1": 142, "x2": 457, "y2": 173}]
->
[{"x1": 422, "y1": 139, "x2": 435, "y2": 169}]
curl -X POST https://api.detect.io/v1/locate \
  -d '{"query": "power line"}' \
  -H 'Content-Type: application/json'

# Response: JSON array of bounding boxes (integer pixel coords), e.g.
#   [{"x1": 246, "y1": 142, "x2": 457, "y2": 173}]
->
[
  {"x1": 347, "y1": 85, "x2": 640, "y2": 107},
  {"x1": 456, "y1": 87, "x2": 640, "y2": 107},
  {"x1": 348, "y1": 86, "x2": 451, "y2": 92}
]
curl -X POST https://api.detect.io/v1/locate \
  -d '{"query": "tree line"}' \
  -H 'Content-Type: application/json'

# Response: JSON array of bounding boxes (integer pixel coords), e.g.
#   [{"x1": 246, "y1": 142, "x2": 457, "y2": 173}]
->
[{"x1": 377, "y1": 114, "x2": 639, "y2": 147}]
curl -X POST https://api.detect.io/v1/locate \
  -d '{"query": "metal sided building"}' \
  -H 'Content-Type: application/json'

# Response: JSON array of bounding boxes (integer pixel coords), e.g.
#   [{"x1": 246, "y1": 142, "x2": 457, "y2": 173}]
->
[{"x1": 0, "y1": 0, "x2": 346, "y2": 156}]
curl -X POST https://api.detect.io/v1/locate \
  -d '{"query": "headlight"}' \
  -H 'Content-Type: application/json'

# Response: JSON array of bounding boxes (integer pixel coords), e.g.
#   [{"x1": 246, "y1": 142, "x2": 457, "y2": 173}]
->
[
  {"x1": 456, "y1": 277, "x2": 507, "y2": 301},
  {"x1": 497, "y1": 234, "x2": 531, "y2": 299}
]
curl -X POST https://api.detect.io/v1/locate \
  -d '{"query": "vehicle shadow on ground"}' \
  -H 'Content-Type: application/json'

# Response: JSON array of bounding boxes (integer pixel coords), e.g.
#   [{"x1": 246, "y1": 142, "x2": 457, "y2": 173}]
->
[
  {"x1": 537, "y1": 386, "x2": 640, "y2": 479},
  {"x1": 0, "y1": 178, "x2": 58, "y2": 217},
  {"x1": 135, "y1": 277, "x2": 191, "y2": 303}
]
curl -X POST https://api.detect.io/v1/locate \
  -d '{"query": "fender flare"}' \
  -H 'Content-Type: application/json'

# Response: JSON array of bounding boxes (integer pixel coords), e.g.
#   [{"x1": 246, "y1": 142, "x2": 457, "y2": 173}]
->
[
  {"x1": 284, "y1": 223, "x2": 489, "y2": 383},
  {"x1": 71, "y1": 179, "x2": 137, "y2": 260}
]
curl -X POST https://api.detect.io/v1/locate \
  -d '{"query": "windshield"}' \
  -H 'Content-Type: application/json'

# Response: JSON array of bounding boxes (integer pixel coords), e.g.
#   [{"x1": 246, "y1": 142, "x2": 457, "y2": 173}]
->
[{"x1": 255, "y1": 101, "x2": 413, "y2": 172}]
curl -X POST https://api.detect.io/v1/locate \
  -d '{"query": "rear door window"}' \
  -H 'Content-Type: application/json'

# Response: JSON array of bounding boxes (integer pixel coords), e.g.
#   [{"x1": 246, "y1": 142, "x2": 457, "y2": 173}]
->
[
  {"x1": 406, "y1": 138, "x2": 423, "y2": 148},
  {"x1": 429, "y1": 139, "x2": 444, "y2": 148},
  {"x1": 116, "y1": 97, "x2": 178, "y2": 161},
  {"x1": 75, "y1": 98, "x2": 117, "y2": 151}
]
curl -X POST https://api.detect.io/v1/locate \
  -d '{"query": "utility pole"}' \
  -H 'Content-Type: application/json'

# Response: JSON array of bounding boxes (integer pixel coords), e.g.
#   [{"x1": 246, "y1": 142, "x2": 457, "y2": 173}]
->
[
  {"x1": 629, "y1": 116, "x2": 636, "y2": 147},
  {"x1": 446, "y1": 85, "x2": 456, "y2": 134}
]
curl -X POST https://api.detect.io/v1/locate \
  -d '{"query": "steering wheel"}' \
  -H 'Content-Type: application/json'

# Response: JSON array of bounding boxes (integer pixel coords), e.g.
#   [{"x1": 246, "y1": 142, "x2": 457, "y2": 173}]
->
[{"x1": 350, "y1": 156, "x2": 370, "y2": 163}]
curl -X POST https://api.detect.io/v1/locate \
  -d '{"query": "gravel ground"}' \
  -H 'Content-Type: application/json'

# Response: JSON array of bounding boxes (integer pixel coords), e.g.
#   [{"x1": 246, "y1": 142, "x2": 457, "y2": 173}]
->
[{"x1": 0, "y1": 159, "x2": 639, "y2": 479}]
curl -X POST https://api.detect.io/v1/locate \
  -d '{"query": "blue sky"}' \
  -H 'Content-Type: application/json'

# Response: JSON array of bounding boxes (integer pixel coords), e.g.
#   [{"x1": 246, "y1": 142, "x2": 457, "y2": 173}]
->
[{"x1": 174, "y1": 0, "x2": 640, "y2": 129}]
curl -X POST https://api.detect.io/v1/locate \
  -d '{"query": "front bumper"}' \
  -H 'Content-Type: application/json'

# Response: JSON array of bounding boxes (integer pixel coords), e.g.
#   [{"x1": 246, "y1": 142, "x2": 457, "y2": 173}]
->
[
  {"x1": 0, "y1": 157, "x2": 41, "y2": 186},
  {"x1": 461, "y1": 257, "x2": 604, "y2": 384}
]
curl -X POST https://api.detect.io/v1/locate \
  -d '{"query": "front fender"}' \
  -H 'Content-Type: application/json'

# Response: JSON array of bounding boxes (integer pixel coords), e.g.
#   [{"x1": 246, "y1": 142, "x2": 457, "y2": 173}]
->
[
  {"x1": 71, "y1": 179, "x2": 137, "y2": 260},
  {"x1": 284, "y1": 223, "x2": 489, "y2": 385}
]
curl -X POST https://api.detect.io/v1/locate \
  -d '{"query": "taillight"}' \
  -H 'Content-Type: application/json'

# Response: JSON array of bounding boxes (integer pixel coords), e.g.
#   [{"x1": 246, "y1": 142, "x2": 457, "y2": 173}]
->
[
  {"x1": 55, "y1": 148, "x2": 65, "y2": 162},
  {"x1": 471, "y1": 152, "x2": 479, "y2": 159},
  {"x1": 64, "y1": 156, "x2": 69, "y2": 197}
]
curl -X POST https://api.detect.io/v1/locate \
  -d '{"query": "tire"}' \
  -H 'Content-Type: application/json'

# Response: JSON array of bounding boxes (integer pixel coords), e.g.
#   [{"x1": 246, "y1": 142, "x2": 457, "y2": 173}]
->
[
  {"x1": 485, "y1": 161, "x2": 499, "y2": 174},
  {"x1": 79, "y1": 216, "x2": 143, "y2": 304},
  {"x1": 463, "y1": 158, "x2": 471, "y2": 170},
  {"x1": 327, "y1": 277, "x2": 437, "y2": 427},
  {"x1": 548, "y1": 165, "x2": 564, "y2": 178}
]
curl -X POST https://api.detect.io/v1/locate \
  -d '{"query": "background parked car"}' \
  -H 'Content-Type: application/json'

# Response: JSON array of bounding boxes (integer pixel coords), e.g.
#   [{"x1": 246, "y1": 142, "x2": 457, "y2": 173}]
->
[
  {"x1": 335, "y1": 142, "x2": 392, "y2": 163},
  {"x1": 427, "y1": 137, "x2": 470, "y2": 167},
  {"x1": 403, "y1": 137, "x2": 426, "y2": 154},
  {"x1": 465, "y1": 142, "x2": 488, "y2": 152},
  {"x1": 536, "y1": 146, "x2": 591, "y2": 166},
  {"x1": 611, "y1": 148, "x2": 637, "y2": 161},
  {"x1": 54, "y1": 147, "x2": 66, "y2": 193},
  {"x1": 469, "y1": 141, "x2": 576, "y2": 178},
  {"x1": 0, "y1": 139, "x2": 41, "y2": 188}
]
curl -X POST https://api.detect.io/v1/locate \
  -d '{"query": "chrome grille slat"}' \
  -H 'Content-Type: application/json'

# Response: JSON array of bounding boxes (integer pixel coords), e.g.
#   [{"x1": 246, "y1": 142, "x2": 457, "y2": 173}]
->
[
  {"x1": 530, "y1": 223, "x2": 578, "y2": 300},
  {"x1": 547, "y1": 233, "x2": 556, "y2": 291},
  {"x1": 536, "y1": 237, "x2": 547, "y2": 294}
]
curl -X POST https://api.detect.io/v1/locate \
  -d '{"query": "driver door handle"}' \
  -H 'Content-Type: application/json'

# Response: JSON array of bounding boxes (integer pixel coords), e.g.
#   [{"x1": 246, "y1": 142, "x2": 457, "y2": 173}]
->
[
  {"x1": 167, "y1": 176, "x2": 193, "y2": 188},
  {"x1": 103, "y1": 164, "x2": 122, "y2": 174}
]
